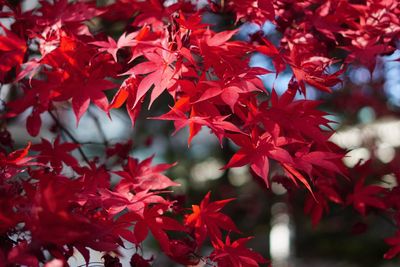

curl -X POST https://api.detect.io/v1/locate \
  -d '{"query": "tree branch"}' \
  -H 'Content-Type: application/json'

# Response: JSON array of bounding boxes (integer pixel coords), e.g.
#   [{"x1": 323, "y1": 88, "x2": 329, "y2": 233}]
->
[
  {"x1": 88, "y1": 107, "x2": 109, "y2": 147},
  {"x1": 48, "y1": 110, "x2": 91, "y2": 165}
]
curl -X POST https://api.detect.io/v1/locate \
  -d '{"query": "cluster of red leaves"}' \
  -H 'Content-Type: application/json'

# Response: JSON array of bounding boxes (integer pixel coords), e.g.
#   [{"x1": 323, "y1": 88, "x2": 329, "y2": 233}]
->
[
  {"x1": 0, "y1": 0, "x2": 400, "y2": 265},
  {"x1": 0, "y1": 142, "x2": 265, "y2": 266}
]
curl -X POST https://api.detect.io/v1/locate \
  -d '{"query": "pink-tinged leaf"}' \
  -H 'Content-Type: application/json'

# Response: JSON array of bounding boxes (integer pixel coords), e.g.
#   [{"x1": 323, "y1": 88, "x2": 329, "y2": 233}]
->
[
  {"x1": 114, "y1": 156, "x2": 179, "y2": 192},
  {"x1": 206, "y1": 29, "x2": 239, "y2": 47},
  {"x1": 220, "y1": 89, "x2": 239, "y2": 112}
]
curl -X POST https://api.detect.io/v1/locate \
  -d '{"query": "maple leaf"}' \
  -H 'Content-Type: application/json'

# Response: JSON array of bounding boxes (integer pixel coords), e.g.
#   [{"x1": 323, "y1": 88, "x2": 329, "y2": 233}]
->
[
  {"x1": 197, "y1": 29, "x2": 251, "y2": 77},
  {"x1": 7, "y1": 241, "x2": 39, "y2": 267},
  {"x1": 91, "y1": 32, "x2": 136, "y2": 62},
  {"x1": 152, "y1": 107, "x2": 211, "y2": 146},
  {"x1": 267, "y1": 87, "x2": 334, "y2": 145},
  {"x1": 100, "y1": 188, "x2": 170, "y2": 215},
  {"x1": 22, "y1": 173, "x2": 121, "y2": 258},
  {"x1": 255, "y1": 36, "x2": 286, "y2": 76},
  {"x1": 75, "y1": 162, "x2": 111, "y2": 195},
  {"x1": 3, "y1": 0, "x2": 400, "y2": 265},
  {"x1": 175, "y1": 11, "x2": 209, "y2": 32},
  {"x1": 346, "y1": 176, "x2": 387, "y2": 216},
  {"x1": 224, "y1": 128, "x2": 293, "y2": 187},
  {"x1": 124, "y1": 46, "x2": 178, "y2": 108},
  {"x1": 210, "y1": 236, "x2": 267, "y2": 267},
  {"x1": 304, "y1": 192, "x2": 326, "y2": 227},
  {"x1": 227, "y1": 0, "x2": 275, "y2": 25},
  {"x1": 118, "y1": 204, "x2": 185, "y2": 253},
  {"x1": 294, "y1": 150, "x2": 344, "y2": 177},
  {"x1": 109, "y1": 77, "x2": 143, "y2": 126},
  {"x1": 66, "y1": 76, "x2": 117, "y2": 124},
  {"x1": 303, "y1": 185, "x2": 342, "y2": 227},
  {"x1": 36, "y1": 0, "x2": 103, "y2": 26},
  {"x1": 37, "y1": 32, "x2": 119, "y2": 124},
  {"x1": 343, "y1": 42, "x2": 394, "y2": 73},
  {"x1": 153, "y1": 106, "x2": 242, "y2": 146},
  {"x1": 282, "y1": 163, "x2": 314, "y2": 195},
  {"x1": 195, "y1": 80, "x2": 262, "y2": 112},
  {"x1": 114, "y1": 156, "x2": 179, "y2": 193},
  {"x1": 384, "y1": 231, "x2": 400, "y2": 259},
  {"x1": 0, "y1": 25, "x2": 26, "y2": 82},
  {"x1": 287, "y1": 45, "x2": 344, "y2": 95},
  {"x1": 167, "y1": 239, "x2": 199, "y2": 265},
  {"x1": 185, "y1": 192, "x2": 240, "y2": 247},
  {"x1": 105, "y1": 140, "x2": 133, "y2": 159},
  {"x1": 6, "y1": 72, "x2": 65, "y2": 137},
  {"x1": 0, "y1": 142, "x2": 35, "y2": 179},
  {"x1": 31, "y1": 136, "x2": 79, "y2": 172},
  {"x1": 91, "y1": 27, "x2": 150, "y2": 62}
]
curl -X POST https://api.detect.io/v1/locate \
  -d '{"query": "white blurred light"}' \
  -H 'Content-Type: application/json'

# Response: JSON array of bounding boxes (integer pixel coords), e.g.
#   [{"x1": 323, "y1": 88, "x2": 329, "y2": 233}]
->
[
  {"x1": 270, "y1": 203, "x2": 291, "y2": 266},
  {"x1": 330, "y1": 128, "x2": 362, "y2": 149},
  {"x1": 381, "y1": 174, "x2": 398, "y2": 189},
  {"x1": 376, "y1": 143, "x2": 396, "y2": 163},
  {"x1": 375, "y1": 120, "x2": 400, "y2": 147},
  {"x1": 228, "y1": 166, "x2": 251, "y2": 187},
  {"x1": 343, "y1": 147, "x2": 370, "y2": 167},
  {"x1": 190, "y1": 158, "x2": 224, "y2": 183},
  {"x1": 270, "y1": 223, "x2": 291, "y2": 260},
  {"x1": 271, "y1": 182, "x2": 287, "y2": 195}
]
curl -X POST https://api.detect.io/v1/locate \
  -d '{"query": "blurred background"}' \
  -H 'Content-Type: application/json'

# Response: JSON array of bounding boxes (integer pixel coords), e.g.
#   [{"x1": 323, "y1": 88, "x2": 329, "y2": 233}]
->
[{"x1": 2, "y1": 1, "x2": 400, "y2": 266}]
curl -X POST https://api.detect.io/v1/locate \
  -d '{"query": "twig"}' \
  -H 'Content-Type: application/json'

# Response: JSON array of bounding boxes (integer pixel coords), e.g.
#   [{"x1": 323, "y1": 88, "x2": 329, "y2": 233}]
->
[
  {"x1": 76, "y1": 263, "x2": 104, "y2": 267},
  {"x1": 48, "y1": 110, "x2": 91, "y2": 165},
  {"x1": 88, "y1": 107, "x2": 109, "y2": 147},
  {"x1": 377, "y1": 212, "x2": 397, "y2": 228}
]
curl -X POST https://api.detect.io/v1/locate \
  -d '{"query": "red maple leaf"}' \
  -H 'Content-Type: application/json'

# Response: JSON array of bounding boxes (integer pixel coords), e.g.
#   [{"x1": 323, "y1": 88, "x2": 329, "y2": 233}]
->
[
  {"x1": 124, "y1": 46, "x2": 179, "y2": 108},
  {"x1": 0, "y1": 142, "x2": 35, "y2": 179},
  {"x1": 287, "y1": 45, "x2": 344, "y2": 95},
  {"x1": 210, "y1": 236, "x2": 267, "y2": 267},
  {"x1": 255, "y1": 36, "x2": 286, "y2": 76},
  {"x1": 31, "y1": 136, "x2": 79, "y2": 172},
  {"x1": 384, "y1": 231, "x2": 400, "y2": 259},
  {"x1": 91, "y1": 32, "x2": 136, "y2": 62},
  {"x1": 0, "y1": 25, "x2": 26, "y2": 82},
  {"x1": 114, "y1": 156, "x2": 179, "y2": 193},
  {"x1": 224, "y1": 128, "x2": 293, "y2": 187},
  {"x1": 185, "y1": 192, "x2": 240, "y2": 247},
  {"x1": 109, "y1": 77, "x2": 143, "y2": 126},
  {"x1": 153, "y1": 106, "x2": 242, "y2": 146},
  {"x1": 346, "y1": 176, "x2": 387, "y2": 216},
  {"x1": 227, "y1": 0, "x2": 274, "y2": 25},
  {"x1": 91, "y1": 26, "x2": 150, "y2": 62},
  {"x1": 65, "y1": 75, "x2": 116, "y2": 124},
  {"x1": 118, "y1": 204, "x2": 185, "y2": 253}
]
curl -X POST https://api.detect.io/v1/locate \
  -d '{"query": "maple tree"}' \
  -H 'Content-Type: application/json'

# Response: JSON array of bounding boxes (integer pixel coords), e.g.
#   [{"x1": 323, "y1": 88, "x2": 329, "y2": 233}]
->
[{"x1": 0, "y1": 0, "x2": 400, "y2": 266}]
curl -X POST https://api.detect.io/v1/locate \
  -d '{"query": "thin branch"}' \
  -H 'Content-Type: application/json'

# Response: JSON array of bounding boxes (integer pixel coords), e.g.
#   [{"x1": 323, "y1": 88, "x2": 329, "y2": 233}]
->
[
  {"x1": 79, "y1": 141, "x2": 108, "y2": 146},
  {"x1": 377, "y1": 212, "x2": 397, "y2": 228},
  {"x1": 88, "y1": 107, "x2": 109, "y2": 147},
  {"x1": 48, "y1": 110, "x2": 91, "y2": 165},
  {"x1": 76, "y1": 263, "x2": 104, "y2": 267}
]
